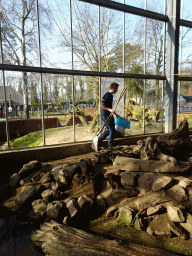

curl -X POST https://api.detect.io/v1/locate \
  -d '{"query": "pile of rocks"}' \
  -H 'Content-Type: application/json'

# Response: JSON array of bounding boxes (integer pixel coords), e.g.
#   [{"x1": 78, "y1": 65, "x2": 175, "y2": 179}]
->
[
  {"x1": 4, "y1": 149, "x2": 192, "y2": 241},
  {"x1": 105, "y1": 169, "x2": 192, "y2": 240}
]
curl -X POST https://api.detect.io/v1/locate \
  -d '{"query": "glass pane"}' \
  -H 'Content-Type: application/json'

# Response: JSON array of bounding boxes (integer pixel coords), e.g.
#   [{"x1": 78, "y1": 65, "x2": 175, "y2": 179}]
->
[
  {"x1": 74, "y1": 76, "x2": 98, "y2": 143},
  {"x1": 1, "y1": 0, "x2": 39, "y2": 66},
  {"x1": 146, "y1": 0, "x2": 166, "y2": 14},
  {"x1": 125, "y1": 0, "x2": 144, "y2": 9},
  {"x1": 125, "y1": 0, "x2": 166, "y2": 14},
  {"x1": 41, "y1": 74, "x2": 73, "y2": 146},
  {"x1": 183, "y1": 0, "x2": 192, "y2": 22},
  {"x1": 144, "y1": 18, "x2": 165, "y2": 76},
  {"x1": 178, "y1": 81, "x2": 192, "y2": 129},
  {"x1": 144, "y1": 79, "x2": 164, "y2": 134},
  {"x1": 0, "y1": 71, "x2": 44, "y2": 150},
  {"x1": 124, "y1": 78, "x2": 144, "y2": 135},
  {"x1": 124, "y1": 13, "x2": 144, "y2": 74},
  {"x1": 100, "y1": 7, "x2": 123, "y2": 73},
  {"x1": 41, "y1": 0, "x2": 72, "y2": 69},
  {"x1": 71, "y1": 1, "x2": 99, "y2": 71},
  {"x1": 180, "y1": 27, "x2": 192, "y2": 74}
]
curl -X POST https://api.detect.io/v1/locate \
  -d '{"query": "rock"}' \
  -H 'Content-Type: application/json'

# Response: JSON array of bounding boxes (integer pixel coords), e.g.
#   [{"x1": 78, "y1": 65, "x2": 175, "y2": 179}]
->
[
  {"x1": 50, "y1": 180, "x2": 67, "y2": 192},
  {"x1": 174, "y1": 177, "x2": 192, "y2": 188},
  {"x1": 91, "y1": 173, "x2": 104, "y2": 199},
  {"x1": 106, "y1": 173, "x2": 122, "y2": 189},
  {"x1": 166, "y1": 205, "x2": 185, "y2": 222},
  {"x1": 32, "y1": 199, "x2": 47, "y2": 217},
  {"x1": 106, "y1": 206, "x2": 119, "y2": 218},
  {"x1": 15, "y1": 184, "x2": 45, "y2": 208},
  {"x1": 117, "y1": 206, "x2": 135, "y2": 226},
  {"x1": 40, "y1": 172, "x2": 53, "y2": 184},
  {"x1": 52, "y1": 166, "x2": 72, "y2": 186},
  {"x1": 146, "y1": 226, "x2": 154, "y2": 235},
  {"x1": 111, "y1": 187, "x2": 138, "y2": 201},
  {"x1": 63, "y1": 216, "x2": 71, "y2": 225},
  {"x1": 167, "y1": 221, "x2": 189, "y2": 240},
  {"x1": 46, "y1": 201, "x2": 67, "y2": 222},
  {"x1": 96, "y1": 196, "x2": 107, "y2": 211},
  {"x1": 167, "y1": 184, "x2": 188, "y2": 202},
  {"x1": 152, "y1": 175, "x2": 173, "y2": 192},
  {"x1": 147, "y1": 213, "x2": 172, "y2": 238},
  {"x1": 20, "y1": 170, "x2": 42, "y2": 185},
  {"x1": 9, "y1": 173, "x2": 21, "y2": 188},
  {"x1": 79, "y1": 159, "x2": 95, "y2": 182},
  {"x1": 65, "y1": 198, "x2": 79, "y2": 218},
  {"x1": 180, "y1": 212, "x2": 192, "y2": 236},
  {"x1": 154, "y1": 230, "x2": 172, "y2": 237},
  {"x1": 19, "y1": 160, "x2": 42, "y2": 179},
  {"x1": 137, "y1": 173, "x2": 158, "y2": 194},
  {"x1": 134, "y1": 218, "x2": 143, "y2": 231},
  {"x1": 120, "y1": 171, "x2": 139, "y2": 187},
  {"x1": 41, "y1": 189, "x2": 59, "y2": 202},
  {"x1": 113, "y1": 156, "x2": 191, "y2": 173},
  {"x1": 187, "y1": 186, "x2": 192, "y2": 196},
  {"x1": 77, "y1": 195, "x2": 94, "y2": 210},
  {"x1": 99, "y1": 179, "x2": 113, "y2": 199},
  {"x1": 31, "y1": 170, "x2": 46, "y2": 182},
  {"x1": 147, "y1": 204, "x2": 165, "y2": 216}
]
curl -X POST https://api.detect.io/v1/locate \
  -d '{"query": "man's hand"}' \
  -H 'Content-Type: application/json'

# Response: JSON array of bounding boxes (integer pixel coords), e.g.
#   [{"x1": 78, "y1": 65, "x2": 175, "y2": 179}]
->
[{"x1": 109, "y1": 108, "x2": 115, "y2": 113}]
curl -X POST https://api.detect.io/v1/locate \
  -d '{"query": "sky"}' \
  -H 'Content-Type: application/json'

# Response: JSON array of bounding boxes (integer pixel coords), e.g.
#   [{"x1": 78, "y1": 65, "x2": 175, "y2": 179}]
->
[{"x1": 48, "y1": 0, "x2": 192, "y2": 69}]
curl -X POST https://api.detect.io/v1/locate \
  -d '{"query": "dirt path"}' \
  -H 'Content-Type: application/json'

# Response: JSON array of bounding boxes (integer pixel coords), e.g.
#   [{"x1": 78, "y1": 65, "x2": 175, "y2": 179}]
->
[{"x1": 39, "y1": 127, "x2": 95, "y2": 146}]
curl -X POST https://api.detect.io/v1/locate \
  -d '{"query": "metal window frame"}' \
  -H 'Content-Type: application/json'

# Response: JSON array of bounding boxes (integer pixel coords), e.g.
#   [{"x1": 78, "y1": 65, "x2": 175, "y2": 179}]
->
[{"x1": 1, "y1": 0, "x2": 192, "y2": 150}]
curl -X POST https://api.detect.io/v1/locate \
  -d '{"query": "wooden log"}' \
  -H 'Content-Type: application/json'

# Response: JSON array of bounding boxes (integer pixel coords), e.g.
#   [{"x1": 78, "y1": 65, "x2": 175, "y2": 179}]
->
[
  {"x1": 113, "y1": 156, "x2": 192, "y2": 173},
  {"x1": 31, "y1": 220, "x2": 178, "y2": 256}
]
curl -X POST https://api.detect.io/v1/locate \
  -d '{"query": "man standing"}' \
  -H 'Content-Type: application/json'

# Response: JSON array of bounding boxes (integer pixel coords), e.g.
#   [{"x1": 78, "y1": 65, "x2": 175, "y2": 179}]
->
[
  {"x1": 8, "y1": 105, "x2": 12, "y2": 118},
  {"x1": 98, "y1": 82, "x2": 119, "y2": 148}
]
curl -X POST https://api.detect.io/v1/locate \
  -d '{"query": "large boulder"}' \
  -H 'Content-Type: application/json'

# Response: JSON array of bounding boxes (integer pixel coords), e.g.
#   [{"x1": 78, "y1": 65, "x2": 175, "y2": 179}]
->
[
  {"x1": 41, "y1": 189, "x2": 60, "y2": 202},
  {"x1": 9, "y1": 173, "x2": 21, "y2": 188},
  {"x1": 117, "y1": 206, "x2": 135, "y2": 226},
  {"x1": 19, "y1": 160, "x2": 42, "y2": 179},
  {"x1": 180, "y1": 212, "x2": 192, "y2": 236},
  {"x1": 32, "y1": 199, "x2": 47, "y2": 217},
  {"x1": 46, "y1": 200, "x2": 68, "y2": 222},
  {"x1": 152, "y1": 175, "x2": 173, "y2": 192},
  {"x1": 15, "y1": 184, "x2": 45, "y2": 209},
  {"x1": 120, "y1": 171, "x2": 139, "y2": 187},
  {"x1": 51, "y1": 165, "x2": 79, "y2": 187},
  {"x1": 166, "y1": 184, "x2": 188, "y2": 202},
  {"x1": 166, "y1": 205, "x2": 185, "y2": 223}
]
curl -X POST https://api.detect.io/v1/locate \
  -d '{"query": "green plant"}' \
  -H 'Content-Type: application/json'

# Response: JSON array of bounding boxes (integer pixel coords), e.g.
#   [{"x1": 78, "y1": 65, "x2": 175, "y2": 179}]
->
[{"x1": 10, "y1": 131, "x2": 43, "y2": 148}]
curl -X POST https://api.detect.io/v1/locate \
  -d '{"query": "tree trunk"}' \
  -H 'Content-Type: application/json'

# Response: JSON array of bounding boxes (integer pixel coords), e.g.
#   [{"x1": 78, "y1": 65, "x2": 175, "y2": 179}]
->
[
  {"x1": 89, "y1": 111, "x2": 99, "y2": 133},
  {"x1": 32, "y1": 220, "x2": 178, "y2": 256},
  {"x1": 113, "y1": 156, "x2": 192, "y2": 173},
  {"x1": 21, "y1": 1, "x2": 29, "y2": 119}
]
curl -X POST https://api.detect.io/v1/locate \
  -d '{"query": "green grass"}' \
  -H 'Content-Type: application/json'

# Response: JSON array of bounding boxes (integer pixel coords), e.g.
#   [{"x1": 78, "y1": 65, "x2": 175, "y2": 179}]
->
[
  {"x1": 9, "y1": 126, "x2": 75, "y2": 149},
  {"x1": 10, "y1": 131, "x2": 43, "y2": 148}
]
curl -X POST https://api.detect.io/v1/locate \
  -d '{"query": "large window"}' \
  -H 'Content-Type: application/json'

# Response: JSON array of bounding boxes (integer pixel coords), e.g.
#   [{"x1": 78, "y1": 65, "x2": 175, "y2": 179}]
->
[{"x1": 0, "y1": 0, "x2": 191, "y2": 151}]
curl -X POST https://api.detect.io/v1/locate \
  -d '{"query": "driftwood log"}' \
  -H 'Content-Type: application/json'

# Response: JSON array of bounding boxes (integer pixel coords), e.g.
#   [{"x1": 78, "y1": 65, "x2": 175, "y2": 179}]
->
[
  {"x1": 157, "y1": 118, "x2": 192, "y2": 159},
  {"x1": 32, "y1": 220, "x2": 178, "y2": 256},
  {"x1": 133, "y1": 137, "x2": 177, "y2": 164},
  {"x1": 113, "y1": 156, "x2": 192, "y2": 173}
]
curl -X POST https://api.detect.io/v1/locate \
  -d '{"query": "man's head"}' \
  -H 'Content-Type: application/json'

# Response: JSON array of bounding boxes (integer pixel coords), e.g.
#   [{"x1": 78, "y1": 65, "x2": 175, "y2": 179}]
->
[{"x1": 109, "y1": 82, "x2": 119, "y2": 94}]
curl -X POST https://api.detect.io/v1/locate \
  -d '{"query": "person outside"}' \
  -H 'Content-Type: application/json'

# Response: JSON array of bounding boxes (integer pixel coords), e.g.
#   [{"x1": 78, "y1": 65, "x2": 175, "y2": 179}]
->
[
  {"x1": 98, "y1": 82, "x2": 119, "y2": 148},
  {"x1": 8, "y1": 105, "x2": 12, "y2": 118}
]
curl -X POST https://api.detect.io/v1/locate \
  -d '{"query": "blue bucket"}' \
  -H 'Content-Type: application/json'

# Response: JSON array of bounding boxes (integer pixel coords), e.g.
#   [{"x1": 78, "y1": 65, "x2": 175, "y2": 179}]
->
[{"x1": 115, "y1": 117, "x2": 130, "y2": 129}]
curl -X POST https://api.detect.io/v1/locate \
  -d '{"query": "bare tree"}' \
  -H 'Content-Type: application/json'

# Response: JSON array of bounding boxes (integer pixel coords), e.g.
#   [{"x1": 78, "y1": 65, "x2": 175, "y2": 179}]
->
[{"x1": 0, "y1": 0, "x2": 51, "y2": 118}]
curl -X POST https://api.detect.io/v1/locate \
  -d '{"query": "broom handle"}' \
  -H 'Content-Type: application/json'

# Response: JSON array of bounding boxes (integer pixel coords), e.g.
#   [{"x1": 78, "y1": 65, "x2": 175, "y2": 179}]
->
[{"x1": 97, "y1": 87, "x2": 126, "y2": 135}]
